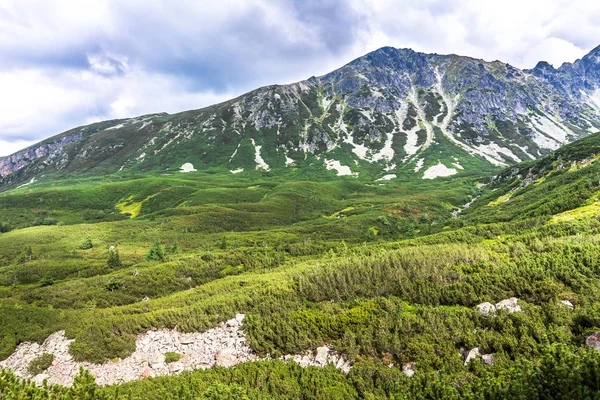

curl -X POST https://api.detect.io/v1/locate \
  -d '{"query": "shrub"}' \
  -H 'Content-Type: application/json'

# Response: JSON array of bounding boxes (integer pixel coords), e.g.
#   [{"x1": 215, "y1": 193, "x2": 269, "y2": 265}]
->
[
  {"x1": 146, "y1": 242, "x2": 165, "y2": 262},
  {"x1": 164, "y1": 352, "x2": 182, "y2": 363},
  {"x1": 105, "y1": 277, "x2": 123, "y2": 291},
  {"x1": 107, "y1": 247, "x2": 121, "y2": 268},
  {"x1": 39, "y1": 274, "x2": 55, "y2": 287},
  {"x1": 27, "y1": 353, "x2": 55, "y2": 375},
  {"x1": 79, "y1": 238, "x2": 93, "y2": 250}
]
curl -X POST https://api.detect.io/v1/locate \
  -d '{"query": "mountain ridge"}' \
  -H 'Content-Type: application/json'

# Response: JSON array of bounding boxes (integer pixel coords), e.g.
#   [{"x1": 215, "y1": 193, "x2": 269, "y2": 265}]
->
[{"x1": 2, "y1": 44, "x2": 600, "y2": 189}]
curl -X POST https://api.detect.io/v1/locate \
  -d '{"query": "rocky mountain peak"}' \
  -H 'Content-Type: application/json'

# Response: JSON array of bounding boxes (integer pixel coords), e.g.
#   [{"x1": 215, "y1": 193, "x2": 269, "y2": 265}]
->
[{"x1": 2, "y1": 43, "x2": 600, "y2": 190}]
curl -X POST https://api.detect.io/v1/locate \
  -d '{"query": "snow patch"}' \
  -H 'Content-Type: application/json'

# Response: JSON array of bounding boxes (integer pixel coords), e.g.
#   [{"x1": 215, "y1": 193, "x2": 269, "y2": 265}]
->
[
  {"x1": 179, "y1": 163, "x2": 197, "y2": 173},
  {"x1": 105, "y1": 123, "x2": 124, "y2": 131},
  {"x1": 250, "y1": 138, "x2": 270, "y2": 171},
  {"x1": 530, "y1": 131, "x2": 561, "y2": 150},
  {"x1": 376, "y1": 174, "x2": 396, "y2": 181},
  {"x1": 285, "y1": 155, "x2": 295, "y2": 166},
  {"x1": 229, "y1": 142, "x2": 241, "y2": 162},
  {"x1": 530, "y1": 114, "x2": 569, "y2": 144},
  {"x1": 414, "y1": 158, "x2": 425, "y2": 172},
  {"x1": 422, "y1": 163, "x2": 457, "y2": 179},
  {"x1": 474, "y1": 143, "x2": 521, "y2": 164},
  {"x1": 324, "y1": 159, "x2": 357, "y2": 177},
  {"x1": 230, "y1": 168, "x2": 244, "y2": 174},
  {"x1": 371, "y1": 131, "x2": 395, "y2": 163},
  {"x1": 17, "y1": 177, "x2": 35, "y2": 188}
]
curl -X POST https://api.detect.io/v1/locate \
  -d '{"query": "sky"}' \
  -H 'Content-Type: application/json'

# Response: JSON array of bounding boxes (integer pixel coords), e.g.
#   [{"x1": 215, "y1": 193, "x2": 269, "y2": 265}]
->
[{"x1": 1, "y1": 0, "x2": 600, "y2": 156}]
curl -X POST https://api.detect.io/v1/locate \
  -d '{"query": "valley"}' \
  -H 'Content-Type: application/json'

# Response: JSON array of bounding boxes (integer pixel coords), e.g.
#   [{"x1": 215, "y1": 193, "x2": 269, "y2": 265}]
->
[{"x1": 3, "y1": 45, "x2": 600, "y2": 399}]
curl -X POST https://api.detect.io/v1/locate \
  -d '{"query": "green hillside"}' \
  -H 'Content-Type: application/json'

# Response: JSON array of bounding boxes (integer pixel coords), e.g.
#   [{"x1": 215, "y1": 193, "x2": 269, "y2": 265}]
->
[{"x1": 3, "y1": 134, "x2": 600, "y2": 398}]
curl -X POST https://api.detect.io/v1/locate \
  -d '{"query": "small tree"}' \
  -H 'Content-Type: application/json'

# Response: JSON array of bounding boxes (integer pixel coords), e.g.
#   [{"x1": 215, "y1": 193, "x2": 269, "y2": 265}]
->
[
  {"x1": 146, "y1": 242, "x2": 165, "y2": 262},
  {"x1": 107, "y1": 247, "x2": 121, "y2": 268}
]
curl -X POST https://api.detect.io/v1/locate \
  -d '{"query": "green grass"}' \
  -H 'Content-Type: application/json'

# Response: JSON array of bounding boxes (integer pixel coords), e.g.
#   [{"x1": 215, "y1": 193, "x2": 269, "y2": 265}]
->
[{"x1": 4, "y1": 133, "x2": 600, "y2": 397}]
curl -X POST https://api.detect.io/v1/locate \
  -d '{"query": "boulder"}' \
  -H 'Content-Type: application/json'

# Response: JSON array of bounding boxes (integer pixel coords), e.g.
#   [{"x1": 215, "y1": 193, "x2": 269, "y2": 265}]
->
[
  {"x1": 169, "y1": 362, "x2": 184, "y2": 373},
  {"x1": 495, "y1": 298, "x2": 521, "y2": 313},
  {"x1": 215, "y1": 348, "x2": 237, "y2": 367},
  {"x1": 476, "y1": 302, "x2": 496, "y2": 316},
  {"x1": 481, "y1": 354, "x2": 494, "y2": 366},
  {"x1": 226, "y1": 318, "x2": 239, "y2": 328},
  {"x1": 314, "y1": 346, "x2": 329, "y2": 366},
  {"x1": 33, "y1": 374, "x2": 49, "y2": 387},
  {"x1": 148, "y1": 352, "x2": 165, "y2": 370},
  {"x1": 560, "y1": 300, "x2": 574, "y2": 310},
  {"x1": 586, "y1": 332, "x2": 600, "y2": 350},
  {"x1": 464, "y1": 347, "x2": 481, "y2": 365}
]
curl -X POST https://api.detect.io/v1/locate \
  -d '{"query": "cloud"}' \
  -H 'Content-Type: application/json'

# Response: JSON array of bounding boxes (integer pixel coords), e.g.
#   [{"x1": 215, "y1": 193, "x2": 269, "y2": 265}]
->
[{"x1": 0, "y1": 0, "x2": 599, "y2": 156}]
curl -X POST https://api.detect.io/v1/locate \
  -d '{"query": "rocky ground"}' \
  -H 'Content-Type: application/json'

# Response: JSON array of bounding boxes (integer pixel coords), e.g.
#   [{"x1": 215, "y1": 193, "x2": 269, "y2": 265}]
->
[{"x1": 0, "y1": 314, "x2": 351, "y2": 387}]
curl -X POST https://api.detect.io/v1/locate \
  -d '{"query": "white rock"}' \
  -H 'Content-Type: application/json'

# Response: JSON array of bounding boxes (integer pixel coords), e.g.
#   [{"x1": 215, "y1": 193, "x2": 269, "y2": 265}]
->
[
  {"x1": 314, "y1": 347, "x2": 329, "y2": 366},
  {"x1": 33, "y1": 374, "x2": 49, "y2": 387},
  {"x1": 235, "y1": 314, "x2": 245, "y2": 324},
  {"x1": 148, "y1": 352, "x2": 165, "y2": 370},
  {"x1": 226, "y1": 319, "x2": 239, "y2": 328},
  {"x1": 476, "y1": 302, "x2": 496, "y2": 316},
  {"x1": 560, "y1": 300, "x2": 574, "y2": 310},
  {"x1": 464, "y1": 347, "x2": 480, "y2": 365},
  {"x1": 481, "y1": 354, "x2": 494, "y2": 366},
  {"x1": 495, "y1": 298, "x2": 521, "y2": 313},
  {"x1": 402, "y1": 362, "x2": 415, "y2": 377},
  {"x1": 215, "y1": 348, "x2": 237, "y2": 367},
  {"x1": 340, "y1": 360, "x2": 352, "y2": 374}
]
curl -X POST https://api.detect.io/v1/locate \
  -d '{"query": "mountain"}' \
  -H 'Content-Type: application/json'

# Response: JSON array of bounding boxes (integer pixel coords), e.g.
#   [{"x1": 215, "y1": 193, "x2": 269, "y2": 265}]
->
[{"x1": 3, "y1": 45, "x2": 600, "y2": 189}]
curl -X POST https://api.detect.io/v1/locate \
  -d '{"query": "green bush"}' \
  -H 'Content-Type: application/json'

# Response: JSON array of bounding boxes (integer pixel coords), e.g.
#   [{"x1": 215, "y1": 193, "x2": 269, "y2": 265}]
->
[
  {"x1": 105, "y1": 277, "x2": 123, "y2": 291},
  {"x1": 39, "y1": 274, "x2": 55, "y2": 287},
  {"x1": 164, "y1": 352, "x2": 182, "y2": 363},
  {"x1": 107, "y1": 247, "x2": 121, "y2": 268},
  {"x1": 146, "y1": 243, "x2": 165, "y2": 262},
  {"x1": 79, "y1": 238, "x2": 93, "y2": 250},
  {"x1": 27, "y1": 353, "x2": 55, "y2": 375}
]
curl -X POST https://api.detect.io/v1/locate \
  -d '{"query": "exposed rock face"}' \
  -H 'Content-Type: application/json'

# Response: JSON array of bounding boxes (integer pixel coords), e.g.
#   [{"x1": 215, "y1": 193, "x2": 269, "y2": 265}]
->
[
  {"x1": 4, "y1": 45, "x2": 600, "y2": 189},
  {"x1": 0, "y1": 314, "x2": 353, "y2": 387},
  {"x1": 481, "y1": 354, "x2": 494, "y2": 366}
]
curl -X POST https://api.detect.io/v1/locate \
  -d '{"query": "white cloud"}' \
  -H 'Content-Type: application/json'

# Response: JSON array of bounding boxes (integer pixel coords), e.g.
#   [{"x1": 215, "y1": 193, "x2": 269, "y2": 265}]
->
[
  {"x1": 0, "y1": 139, "x2": 38, "y2": 157},
  {"x1": 0, "y1": 0, "x2": 599, "y2": 156}
]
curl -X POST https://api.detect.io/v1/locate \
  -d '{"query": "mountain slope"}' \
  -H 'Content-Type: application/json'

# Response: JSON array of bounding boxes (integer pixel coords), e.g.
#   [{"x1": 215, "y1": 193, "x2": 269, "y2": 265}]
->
[
  {"x1": 3, "y1": 45, "x2": 600, "y2": 189},
  {"x1": 463, "y1": 131, "x2": 600, "y2": 223}
]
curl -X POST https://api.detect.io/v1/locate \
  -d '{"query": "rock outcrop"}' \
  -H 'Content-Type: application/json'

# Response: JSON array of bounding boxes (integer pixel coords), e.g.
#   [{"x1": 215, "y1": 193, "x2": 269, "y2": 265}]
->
[
  {"x1": 0, "y1": 313, "x2": 352, "y2": 387},
  {"x1": 476, "y1": 298, "x2": 522, "y2": 315}
]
